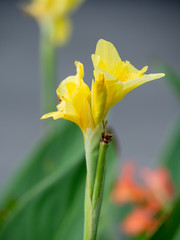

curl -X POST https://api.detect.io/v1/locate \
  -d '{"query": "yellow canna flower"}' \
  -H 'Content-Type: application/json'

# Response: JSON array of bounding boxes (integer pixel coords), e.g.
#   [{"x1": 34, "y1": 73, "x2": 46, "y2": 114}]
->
[
  {"x1": 41, "y1": 39, "x2": 165, "y2": 138},
  {"x1": 24, "y1": 0, "x2": 84, "y2": 45}
]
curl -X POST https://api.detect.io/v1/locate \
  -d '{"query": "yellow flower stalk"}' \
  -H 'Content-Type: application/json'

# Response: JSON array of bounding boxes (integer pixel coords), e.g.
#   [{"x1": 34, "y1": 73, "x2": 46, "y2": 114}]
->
[
  {"x1": 24, "y1": 0, "x2": 84, "y2": 45},
  {"x1": 41, "y1": 39, "x2": 165, "y2": 240}
]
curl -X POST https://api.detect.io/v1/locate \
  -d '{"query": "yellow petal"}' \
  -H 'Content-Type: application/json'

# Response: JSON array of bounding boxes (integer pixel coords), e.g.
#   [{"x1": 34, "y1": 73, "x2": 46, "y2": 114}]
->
[
  {"x1": 91, "y1": 54, "x2": 107, "y2": 76},
  {"x1": 93, "y1": 64, "x2": 116, "y2": 81},
  {"x1": 105, "y1": 79, "x2": 123, "y2": 113},
  {"x1": 57, "y1": 100, "x2": 81, "y2": 126},
  {"x1": 41, "y1": 111, "x2": 64, "y2": 120},
  {"x1": 91, "y1": 73, "x2": 107, "y2": 125},
  {"x1": 40, "y1": 105, "x2": 81, "y2": 128},
  {"x1": 105, "y1": 73, "x2": 165, "y2": 108},
  {"x1": 122, "y1": 73, "x2": 165, "y2": 95},
  {"x1": 56, "y1": 61, "x2": 84, "y2": 101},
  {"x1": 60, "y1": 113, "x2": 81, "y2": 126},
  {"x1": 56, "y1": 76, "x2": 75, "y2": 101},
  {"x1": 112, "y1": 61, "x2": 148, "y2": 82},
  {"x1": 94, "y1": 39, "x2": 121, "y2": 73},
  {"x1": 72, "y1": 83, "x2": 94, "y2": 131}
]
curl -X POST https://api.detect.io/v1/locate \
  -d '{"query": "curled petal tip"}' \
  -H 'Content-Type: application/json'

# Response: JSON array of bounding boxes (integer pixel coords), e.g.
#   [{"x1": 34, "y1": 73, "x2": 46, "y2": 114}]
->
[
  {"x1": 141, "y1": 66, "x2": 148, "y2": 73},
  {"x1": 75, "y1": 61, "x2": 84, "y2": 78}
]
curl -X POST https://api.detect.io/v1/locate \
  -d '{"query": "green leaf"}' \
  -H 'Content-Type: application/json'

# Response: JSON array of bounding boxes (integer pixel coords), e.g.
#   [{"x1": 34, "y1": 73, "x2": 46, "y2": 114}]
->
[
  {"x1": 154, "y1": 60, "x2": 180, "y2": 189},
  {"x1": 160, "y1": 115, "x2": 180, "y2": 191},
  {"x1": 154, "y1": 60, "x2": 180, "y2": 102},
  {"x1": 0, "y1": 160, "x2": 86, "y2": 240},
  {"x1": 148, "y1": 197, "x2": 180, "y2": 240},
  {"x1": 0, "y1": 122, "x2": 117, "y2": 240},
  {"x1": 0, "y1": 122, "x2": 85, "y2": 238},
  {"x1": 174, "y1": 229, "x2": 180, "y2": 240},
  {"x1": 153, "y1": 60, "x2": 180, "y2": 240},
  {"x1": 0, "y1": 121, "x2": 84, "y2": 203}
]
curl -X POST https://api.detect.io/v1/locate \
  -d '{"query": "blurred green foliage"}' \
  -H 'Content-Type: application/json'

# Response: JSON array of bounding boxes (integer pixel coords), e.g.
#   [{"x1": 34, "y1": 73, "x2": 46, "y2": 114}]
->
[
  {"x1": 154, "y1": 60, "x2": 180, "y2": 102},
  {"x1": 155, "y1": 61, "x2": 180, "y2": 190},
  {"x1": 149, "y1": 197, "x2": 180, "y2": 240},
  {"x1": 120, "y1": 61, "x2": 180, "y2": 240},
  {"x1": 146, "y1": 61, "x2": 180, "y2": 240},
  {"x1": 0, "y1": 122, "x2": 118, "y2": 240}
]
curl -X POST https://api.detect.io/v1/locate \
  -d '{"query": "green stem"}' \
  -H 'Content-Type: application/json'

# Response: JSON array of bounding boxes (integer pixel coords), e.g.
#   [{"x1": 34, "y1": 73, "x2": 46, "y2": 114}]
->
[
  {"x1": 84, "y1": 176, "x2": 93, "y2": 240},
  {"x1": 92, "y1": 142, "x2": 108, "y2": 239},
  {"x1": 40, "y1": 23, "x2": 56, "y2": 119},
  {"x1": 84, "y1": 124, "x2": 103, "y2": 198},
  {"x1": 84, "y1": 141, "x2": 109, "y2": 240}
]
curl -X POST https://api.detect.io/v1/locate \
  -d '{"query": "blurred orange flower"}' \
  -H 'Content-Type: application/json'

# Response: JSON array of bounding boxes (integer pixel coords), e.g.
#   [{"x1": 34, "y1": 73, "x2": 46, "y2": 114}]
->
[
  {"x1": 112, "y1": 161, "x2": 175, "y2": 237},
  {"x1": 141, "y1": 167, "x2": 175, "y2": 206},
  {"x1": 113, "y1": 162, "x2": 150, "y2": 204},
  {"x1": 121, "y1": 207, "x2": 158, "y2": 236}
]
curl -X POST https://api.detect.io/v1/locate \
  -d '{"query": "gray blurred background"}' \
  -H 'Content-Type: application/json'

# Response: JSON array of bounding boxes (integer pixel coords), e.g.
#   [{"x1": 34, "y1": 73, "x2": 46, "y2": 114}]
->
[{"x1": 0, "y1": 0, "x2": 179, "y2": 190}]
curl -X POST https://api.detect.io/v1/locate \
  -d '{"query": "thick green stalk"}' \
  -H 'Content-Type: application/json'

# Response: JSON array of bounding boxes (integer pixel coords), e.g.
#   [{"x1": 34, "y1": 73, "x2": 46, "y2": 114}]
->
[
  {"x1": 40, "y1": 23, "x2": 56, "y2": 118},
  {"x1": 84, "y1": 124, "x2": 103, "y2": 197},
  {"x1": 84, "y1": 139, "x2": 109, "y2": 240}
]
